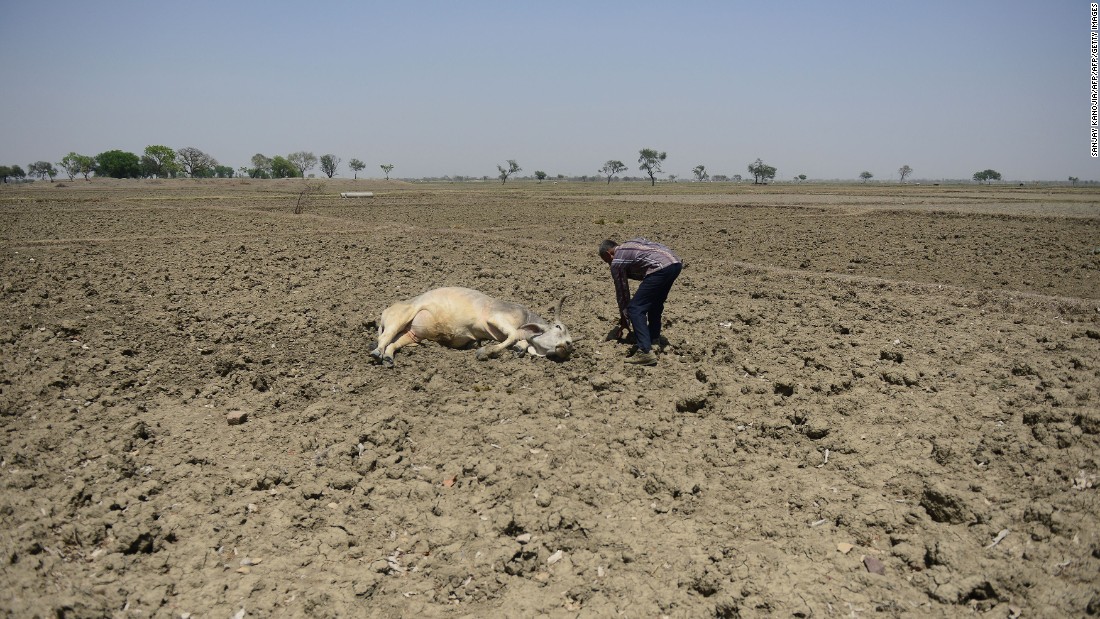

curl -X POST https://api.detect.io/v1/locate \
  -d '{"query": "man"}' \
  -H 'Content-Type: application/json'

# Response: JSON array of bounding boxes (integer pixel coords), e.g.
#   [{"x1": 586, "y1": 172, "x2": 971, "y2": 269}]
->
[{"x1": 598, "y1": 238, "x2": 683, "y2": 366}]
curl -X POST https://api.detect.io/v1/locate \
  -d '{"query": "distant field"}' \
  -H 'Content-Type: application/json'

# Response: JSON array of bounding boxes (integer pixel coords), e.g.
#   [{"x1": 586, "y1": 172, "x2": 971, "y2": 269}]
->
[{"x1": 2, "y1": 179, "x2": 1099, "y2": 617}]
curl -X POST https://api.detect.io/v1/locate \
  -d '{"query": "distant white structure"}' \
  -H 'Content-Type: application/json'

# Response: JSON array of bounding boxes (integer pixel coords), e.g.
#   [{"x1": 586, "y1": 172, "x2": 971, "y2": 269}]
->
[{"x1": 340, "y1": 192, "x2": 374, "y2": 198}]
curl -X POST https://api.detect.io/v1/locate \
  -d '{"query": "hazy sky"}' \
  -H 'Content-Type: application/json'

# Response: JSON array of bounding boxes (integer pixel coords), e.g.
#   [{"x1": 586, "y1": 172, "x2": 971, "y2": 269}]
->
[{"x1": 0, "y1": 1, "x2": 1092, "y2": 181}]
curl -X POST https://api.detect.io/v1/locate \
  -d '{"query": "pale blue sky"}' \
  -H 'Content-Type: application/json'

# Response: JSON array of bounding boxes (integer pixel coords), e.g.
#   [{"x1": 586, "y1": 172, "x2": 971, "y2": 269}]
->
[{"x1": 0, "y1": 1, "x2": 1091, "y2": 181}]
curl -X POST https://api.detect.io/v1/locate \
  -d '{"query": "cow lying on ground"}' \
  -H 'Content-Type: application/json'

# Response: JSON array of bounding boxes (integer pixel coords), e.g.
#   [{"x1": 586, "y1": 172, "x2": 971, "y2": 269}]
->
[{"x1": 369, "y1": 287, "x2": 574, "y2": 367}]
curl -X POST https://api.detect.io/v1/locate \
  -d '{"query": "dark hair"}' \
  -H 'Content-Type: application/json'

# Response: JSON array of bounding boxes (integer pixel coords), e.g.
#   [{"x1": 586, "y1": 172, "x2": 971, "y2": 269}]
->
[{"x1": 598, "y1": 239, "x2": 618, "y2": 257}]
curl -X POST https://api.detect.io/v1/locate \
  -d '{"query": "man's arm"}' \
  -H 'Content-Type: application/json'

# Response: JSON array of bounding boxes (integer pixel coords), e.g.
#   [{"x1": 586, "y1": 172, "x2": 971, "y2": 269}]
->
[{"x1": 611, "y1": 264, "x2": 631, "y2": 327}]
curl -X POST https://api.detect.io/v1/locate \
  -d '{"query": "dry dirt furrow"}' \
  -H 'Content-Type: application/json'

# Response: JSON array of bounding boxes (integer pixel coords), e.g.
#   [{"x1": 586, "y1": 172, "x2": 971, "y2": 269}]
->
[{"x1": 1, "y1": 179, "x2": 1098, "y2": 618}]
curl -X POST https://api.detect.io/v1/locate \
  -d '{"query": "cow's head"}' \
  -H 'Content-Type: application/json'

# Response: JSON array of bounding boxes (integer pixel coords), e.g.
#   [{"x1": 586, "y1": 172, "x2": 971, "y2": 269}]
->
[{"x1": 522, "y1": 295, "x2": 574, "y2": 360}]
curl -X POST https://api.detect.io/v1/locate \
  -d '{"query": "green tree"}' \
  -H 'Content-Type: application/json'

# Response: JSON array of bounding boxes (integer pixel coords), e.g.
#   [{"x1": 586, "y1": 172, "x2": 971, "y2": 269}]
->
[
  {"x1": 213, "y1": 165, "x2": 234, "y2": 178},
  {"x1": 797, "y1": 174, "x2": 807, "y2": 182},
  {"x1": 288, "y1": 151, "x2": 318, "y2": 177},
  {"x1": 638, "y1": 148, "x2": 667, "y2": 186},
  {"x1": 271, "y1": 156, "x2": 298, "y2": 178},
  {"x1": 747, "y1": 158, "x2": 776, "y2": 184},
  {"x1": 692, "y1": 165, "x2": 708, "y2": 182},
  {"x1": 534, "y1": 170, "x2": 547, "y2": 182},
  {"x1": 898, "y1": 164, "x2": 913, "y2": 183},
  {"x1": 95, "y1": 150, "x2": 141, "y2": 178},
  {"x1": 141, "y1": 145, "x2": 178, "y2": 178},
  {"x1": 349, "y1": 158, "x2": 366, "y2": 179},
  {"x1": 76, "y1": 155, "x2": 95, "y2": 180},
  {"x1": 58, "y1": 154, "x2": 95, "y2": 180},
  {"x1": 380, "y1": 164, "x2": 394, "y2": 180},
  {"x1": 250, "y1": 153, "x2": 273, "y2": 178},
  {"x1": 0, "y1": 165, "x2": 10, "y2": 183},
  {"x1": 320, "y1": 154, "x2": 341, "y2": 178},
  {"x1": 59, "y1": 152, "x2": 91, "y2": 180},
  {"x1": 497, "y1": 159, "x2": 521, "y2": 184},
  {"x1": 859, "y1": 171, "x2": 873, "y2": 183},
  {"x1": 972, "y1": 169, "x2": 1001, "y2": 184},
  {"x1": 176, "y1": 147, "x2": 217, "y2": 177},
  {"x1": 599, "y1": 160, "x2": 627, "y2": 184},
  {"x1": 28, "y1": 161, "x2": 59, "y2": 181},
  {"x1": 1069, "y1": 176, "x2": 1080, "y2": 186}
]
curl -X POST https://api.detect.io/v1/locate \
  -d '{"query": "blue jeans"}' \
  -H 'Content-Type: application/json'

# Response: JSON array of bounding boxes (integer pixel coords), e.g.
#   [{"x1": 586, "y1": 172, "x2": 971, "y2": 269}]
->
[{"x1": 627, "y1": 262, "x2": 682, "y2": 353}]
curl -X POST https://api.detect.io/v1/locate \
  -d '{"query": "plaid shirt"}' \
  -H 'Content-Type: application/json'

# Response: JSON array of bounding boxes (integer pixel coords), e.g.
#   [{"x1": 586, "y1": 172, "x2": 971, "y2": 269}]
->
[{"x1": 610, "y1": 238, "x2": 681, "y2": 320}]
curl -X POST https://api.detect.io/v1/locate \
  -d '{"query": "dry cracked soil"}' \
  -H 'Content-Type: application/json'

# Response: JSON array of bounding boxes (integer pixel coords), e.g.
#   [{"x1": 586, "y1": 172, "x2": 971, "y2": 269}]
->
[{"x1": 1, "y1": 178, "x2": 1099, "y2": 618}]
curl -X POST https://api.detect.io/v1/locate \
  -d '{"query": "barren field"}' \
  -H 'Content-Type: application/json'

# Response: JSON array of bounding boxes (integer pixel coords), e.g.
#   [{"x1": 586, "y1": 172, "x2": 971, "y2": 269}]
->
[{"x1": 1, "y1": 179, "x2": 1099, "y2": 618}]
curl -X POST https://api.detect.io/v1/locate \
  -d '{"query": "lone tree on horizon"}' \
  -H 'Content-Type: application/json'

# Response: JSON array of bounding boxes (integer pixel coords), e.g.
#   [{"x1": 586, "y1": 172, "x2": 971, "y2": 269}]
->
[
  {"x1": 600, "y1": 160, "x2": 626, "y2": 184},
  {"x1": 288, "y1": 151, "x2": 318, "y2": 178},
  {"x1": 859, "y1": 171, "x2": 874, "y2": 183},
  {"x1": 176, "y1": 147, "x2": 217, "y2": 178},
  {"x1": 638, "y1": 148, "x2": 667, "y2": 186},
  {"x1": 972, "y1": 169, "x2": 1001, "y2": 184},
  {"x1": 349, "y1": 158, "x2": 365, "y2": 179},
  {"x1": 380, "y1": 164, "x2": 394, "y2": 180},
  {"x1": 271, "y1": 156, "x2": 297, "y2": 178},
  {"x1": 142, "y1": 145, "x2": 178, "y2": 178},
  {"x1": 692, "y1": 165, "x2": 708, "y2": 182},
  {"x1": 320, "y1": 154, "x2": 341, "y2": 178},
  {"x1": 0, "y1": 165, "x2": 27, "y2": 183},
  {"x1": 497, "y1": 160, "x2": 521, "y2": 184},
  {"x1": 250, "y1": 154, "x2": 273, "y2": 178},
  {"x1": 28, "y1": 161, "x2": 58, "y2": 182},
  {"x1": 59, "y1": 152, "x2": 95, "y2": 181},
  {"x1": 747, "y1": 158, "x2": 776, "y2": 184},
  {"x1": 898, "y1": 165, "x2": 913, "y2": 183}
]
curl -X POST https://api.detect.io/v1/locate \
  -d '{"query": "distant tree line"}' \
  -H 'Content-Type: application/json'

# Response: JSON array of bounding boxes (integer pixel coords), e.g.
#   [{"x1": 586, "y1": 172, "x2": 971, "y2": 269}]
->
[
  {"x1": 499, "y1": 151, "x2": 767, "y2": 186},
  {"x1": 0, "y1": 146, "x2": 388, "y2": 182},
  {"x1": 0, "y1": 146, "x2": 1075, "y2": 186}
]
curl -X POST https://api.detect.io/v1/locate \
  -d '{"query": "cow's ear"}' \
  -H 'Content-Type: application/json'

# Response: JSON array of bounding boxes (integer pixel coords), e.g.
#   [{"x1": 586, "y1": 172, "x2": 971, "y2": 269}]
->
[{"x1": 520, "y1": 323, "x2": 546, "y2": 335}]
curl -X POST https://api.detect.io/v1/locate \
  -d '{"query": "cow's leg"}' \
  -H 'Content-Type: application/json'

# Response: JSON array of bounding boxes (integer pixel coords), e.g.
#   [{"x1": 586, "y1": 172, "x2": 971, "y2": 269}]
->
[
  {"x1": 475, "y1": 323, "x2": 521, "y2": 360},
  {"x1": 369, "y1": 330, "x2": 387, "y2": 360},
  {"x1": 371, "y1": 302, "x2": 417, "y2": 362},
  {"x1": 377, "y1": 329, "x2": 419, "y2": 367},
  {"x1": 379, "y1": 309, "x2": 434, "y2": 366}
]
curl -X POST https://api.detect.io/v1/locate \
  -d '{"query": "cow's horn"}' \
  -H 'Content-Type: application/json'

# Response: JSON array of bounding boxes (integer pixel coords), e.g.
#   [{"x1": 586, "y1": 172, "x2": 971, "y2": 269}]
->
[{"x1": 556, "y1": 294, "x2": 570, "y2": 316}]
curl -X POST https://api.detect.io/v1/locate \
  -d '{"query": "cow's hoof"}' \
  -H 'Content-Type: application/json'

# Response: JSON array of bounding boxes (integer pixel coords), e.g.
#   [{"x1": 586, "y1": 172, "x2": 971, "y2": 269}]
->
[
  {"x1": 382, "y1": 356, "x2": 395, "y2": 368},
  {"x1": 369, "y1": 347, "x2": 382, "y2": 360},
  {"x1": 475, "y1": 347, "x2": 490, "y2": 361}
]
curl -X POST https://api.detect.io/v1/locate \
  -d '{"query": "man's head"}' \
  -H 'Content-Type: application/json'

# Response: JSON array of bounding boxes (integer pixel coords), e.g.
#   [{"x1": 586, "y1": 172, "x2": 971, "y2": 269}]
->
[{"x1": 598, "y1": 239, "x2": 618, "y2": 264}]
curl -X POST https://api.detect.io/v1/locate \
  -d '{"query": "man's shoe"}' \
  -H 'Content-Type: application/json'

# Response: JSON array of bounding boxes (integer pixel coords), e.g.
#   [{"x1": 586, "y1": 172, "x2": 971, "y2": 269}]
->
[{"x1": 624, "y1": 350, "x2": 658, "y2": 366}]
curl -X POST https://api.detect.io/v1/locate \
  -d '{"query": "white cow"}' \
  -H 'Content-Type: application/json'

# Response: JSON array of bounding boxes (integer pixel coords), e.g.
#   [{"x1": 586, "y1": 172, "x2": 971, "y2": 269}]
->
[{"x1": 369, "y1": 287, "x2": 574, "y2": 367}]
